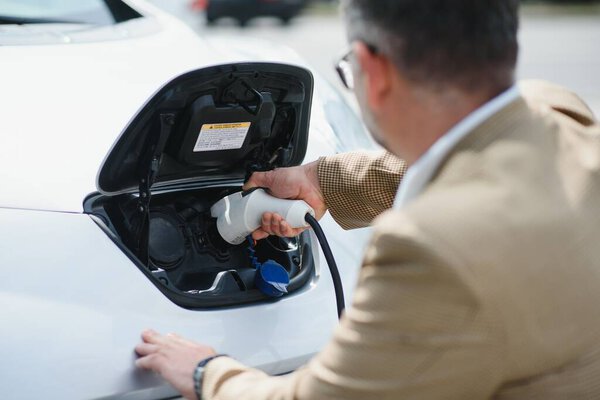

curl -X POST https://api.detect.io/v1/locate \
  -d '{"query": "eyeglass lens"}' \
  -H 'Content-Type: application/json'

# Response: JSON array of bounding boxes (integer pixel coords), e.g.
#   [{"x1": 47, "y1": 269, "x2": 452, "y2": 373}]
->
[{"x1": 336, "y1": 59, "x2": 354, "y2": 90}]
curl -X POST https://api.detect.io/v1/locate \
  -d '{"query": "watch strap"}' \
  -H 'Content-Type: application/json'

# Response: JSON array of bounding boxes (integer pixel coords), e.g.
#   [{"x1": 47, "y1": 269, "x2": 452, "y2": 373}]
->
[{"x1": 194, "y1": 354, "x2": 228, "y2": 400}]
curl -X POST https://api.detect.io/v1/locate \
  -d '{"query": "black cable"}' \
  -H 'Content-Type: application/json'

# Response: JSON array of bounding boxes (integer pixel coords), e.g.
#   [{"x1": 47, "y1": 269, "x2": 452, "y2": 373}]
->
[{"x1": 305, "y1": 214, "x2": 345, "y2": 319}]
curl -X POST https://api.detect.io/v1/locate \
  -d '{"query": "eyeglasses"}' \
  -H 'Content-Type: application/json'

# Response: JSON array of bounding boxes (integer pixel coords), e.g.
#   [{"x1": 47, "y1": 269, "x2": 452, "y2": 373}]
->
[
  {"x1": 335, "y1": 43, "x2": 378, "y2": 90},
  {"x1": 335, "y1": 48, "x2": 354, "y2": 90}
]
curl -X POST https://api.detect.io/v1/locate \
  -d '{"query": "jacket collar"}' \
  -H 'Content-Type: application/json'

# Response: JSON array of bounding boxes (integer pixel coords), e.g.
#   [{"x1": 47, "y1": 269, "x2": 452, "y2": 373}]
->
[{"x1": 394, "y1": 86, "x2": 522, "y2": 209}]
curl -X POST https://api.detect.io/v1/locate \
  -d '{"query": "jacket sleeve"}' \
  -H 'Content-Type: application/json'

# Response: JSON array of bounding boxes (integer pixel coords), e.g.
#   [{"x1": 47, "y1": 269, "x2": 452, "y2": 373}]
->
[
  {"x1": 201, "y1": 211, "x2": 504, "y2": 400},
  {"x1": 316, "y1": 151, "x2": 407, "y2": 230}
]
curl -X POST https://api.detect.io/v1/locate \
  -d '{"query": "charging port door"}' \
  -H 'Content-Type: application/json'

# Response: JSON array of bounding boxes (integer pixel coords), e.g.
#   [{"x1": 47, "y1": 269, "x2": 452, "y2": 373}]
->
[{"x1": 97, "y1": 62, "x2": 314, "y2": 196}]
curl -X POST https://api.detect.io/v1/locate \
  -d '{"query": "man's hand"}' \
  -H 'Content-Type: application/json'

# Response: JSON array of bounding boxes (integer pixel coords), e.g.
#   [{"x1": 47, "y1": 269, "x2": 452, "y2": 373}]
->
[
  {"x1": 243, "y1": 160, "x2": 327, "y2": 240},
  {"x1": 135, "y1": 329, "x2": 216, "y2": 400}
]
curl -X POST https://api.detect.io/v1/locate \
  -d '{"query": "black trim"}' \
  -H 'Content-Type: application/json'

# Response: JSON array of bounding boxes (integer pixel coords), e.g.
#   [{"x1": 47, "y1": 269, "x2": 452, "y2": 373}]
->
[
  {"x1": 85, "y1": 194, "x2": 315, "y2": 310},
  {"x1": 104, "y1": 0, "x2": 143, "y2": 23}
]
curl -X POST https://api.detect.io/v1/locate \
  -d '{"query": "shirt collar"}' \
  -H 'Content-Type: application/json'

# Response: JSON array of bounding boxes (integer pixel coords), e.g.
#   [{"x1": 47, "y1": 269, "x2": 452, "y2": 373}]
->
[{"x1": 394, "y1": 85, "x2": 521, "y2": 209}]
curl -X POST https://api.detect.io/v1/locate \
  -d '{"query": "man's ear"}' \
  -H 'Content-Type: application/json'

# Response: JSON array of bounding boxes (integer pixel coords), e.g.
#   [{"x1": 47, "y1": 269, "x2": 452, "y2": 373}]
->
[{"x1": 353, "y1": 42, "x2": 393, "y2": 111}]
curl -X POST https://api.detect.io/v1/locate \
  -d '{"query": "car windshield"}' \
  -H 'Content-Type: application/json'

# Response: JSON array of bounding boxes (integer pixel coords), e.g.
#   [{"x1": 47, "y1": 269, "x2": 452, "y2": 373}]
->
[{"x1": 0, "y1": 0, "x2": 141, "y2": 25}]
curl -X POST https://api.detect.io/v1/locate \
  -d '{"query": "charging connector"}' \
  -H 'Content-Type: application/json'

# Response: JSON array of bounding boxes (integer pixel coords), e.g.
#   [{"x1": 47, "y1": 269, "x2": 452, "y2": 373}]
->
[{"x1": 211, "y1": 189, "x2": 346, "y2": 318}]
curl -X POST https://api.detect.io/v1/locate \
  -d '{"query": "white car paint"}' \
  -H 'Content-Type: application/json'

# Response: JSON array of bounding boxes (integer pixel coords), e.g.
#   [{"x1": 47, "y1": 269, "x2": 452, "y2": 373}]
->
[
  {"x1": 1, "y1": 208, "x2": 367, "y2": 399},
  {"x1": 0, "y1": 0, "x2": 353, "y2": 213}
]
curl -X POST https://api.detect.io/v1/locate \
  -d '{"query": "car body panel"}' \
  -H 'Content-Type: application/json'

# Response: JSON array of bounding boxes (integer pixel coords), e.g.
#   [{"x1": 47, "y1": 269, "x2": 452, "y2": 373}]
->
[
  {"x1": 0, "y1": 10, "x2": 222, "y2": 213},
  {"x1": 0, "y1": 207, "x2": 370, "y2": 399}
]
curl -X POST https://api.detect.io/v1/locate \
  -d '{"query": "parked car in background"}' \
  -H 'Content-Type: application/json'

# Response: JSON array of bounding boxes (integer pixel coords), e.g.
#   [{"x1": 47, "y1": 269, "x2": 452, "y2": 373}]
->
[
  {"x1": 192, "y1": 0, "x2": 309, "y2": 26},
  {"x1": 0, "y1": 0, "x2": 374, "y2": 399}
]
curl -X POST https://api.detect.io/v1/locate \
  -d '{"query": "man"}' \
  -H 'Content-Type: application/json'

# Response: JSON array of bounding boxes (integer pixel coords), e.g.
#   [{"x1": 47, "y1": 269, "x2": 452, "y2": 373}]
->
[{"x1": 135, "y1": 0, "x2": 600, "y2": 398}]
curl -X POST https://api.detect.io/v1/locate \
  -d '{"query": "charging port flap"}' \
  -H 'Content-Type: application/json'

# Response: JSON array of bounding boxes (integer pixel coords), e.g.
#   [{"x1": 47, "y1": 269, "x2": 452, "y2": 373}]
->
[{"x1": 97, "y1": 62, "x2": 314, "y2": 196}]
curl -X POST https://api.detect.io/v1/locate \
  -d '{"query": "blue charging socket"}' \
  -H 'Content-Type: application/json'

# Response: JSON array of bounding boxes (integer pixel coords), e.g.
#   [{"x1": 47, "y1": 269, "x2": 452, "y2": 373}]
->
[
  {"x1": 247, "y1": 236, "x2": 290, "y2": 297},
  {"x1": 255, "y1": 260, "x2": 290, "y2": 297}
]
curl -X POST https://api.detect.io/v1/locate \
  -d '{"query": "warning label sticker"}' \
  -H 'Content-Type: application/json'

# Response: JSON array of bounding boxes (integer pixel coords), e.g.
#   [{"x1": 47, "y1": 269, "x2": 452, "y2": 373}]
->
[{"x1": 193, "y1": 122, "x2": 251, "y2": 152}]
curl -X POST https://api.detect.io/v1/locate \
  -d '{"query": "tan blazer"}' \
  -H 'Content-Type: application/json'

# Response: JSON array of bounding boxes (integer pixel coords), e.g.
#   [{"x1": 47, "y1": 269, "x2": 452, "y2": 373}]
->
[{"x1": 202, "y1": 81, "x2": 600, "y2": 399}]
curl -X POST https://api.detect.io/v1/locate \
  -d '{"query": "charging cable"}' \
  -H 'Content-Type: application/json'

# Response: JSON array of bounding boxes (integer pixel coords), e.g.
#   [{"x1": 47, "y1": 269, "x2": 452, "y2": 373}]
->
[{"x1": 305, "y1": 213, "x2": 345, "y2": 318}]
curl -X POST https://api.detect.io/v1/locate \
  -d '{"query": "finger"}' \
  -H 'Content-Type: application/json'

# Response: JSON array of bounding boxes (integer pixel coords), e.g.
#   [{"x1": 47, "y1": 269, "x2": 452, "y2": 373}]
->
[
  {"x1": 243, "y1": 171, "x2": 273, "y2": 191},
  {"x1": 242, "y1": 174, "x2": 261, "y2": 191},
  {"x1": 252, "y1": 229, "x2": 269, "y2": 241},
  {"x1": 273, "y1": 215, "x2": 303, "y2": 238},
  {"x1": 135, "y1": 354, "x2": 162, "y2": 372},
  {"x1": 261, "y1": 212, "x2": 274, "y2": 234},
  {"x1": 135, "y1": 342, "x2": 159, "y2": 356},
  {"x1": 271, "y1": 213, "x2": 284, "y2": 236},
  {"x1": 280, "y1": 220, "x2": 295, "y2": 237},
  {"x1": 141, "y1": 329, "x2": 165, "y2": 345},
  {"x1": 166, "y1": 332, "x2": 181, "y2": 340}
]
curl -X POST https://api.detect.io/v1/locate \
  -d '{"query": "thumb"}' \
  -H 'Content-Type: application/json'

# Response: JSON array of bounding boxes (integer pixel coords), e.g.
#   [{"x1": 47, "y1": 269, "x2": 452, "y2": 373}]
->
[{"x1": 243, "y1": 170, "x2": 273, "y2": 191}]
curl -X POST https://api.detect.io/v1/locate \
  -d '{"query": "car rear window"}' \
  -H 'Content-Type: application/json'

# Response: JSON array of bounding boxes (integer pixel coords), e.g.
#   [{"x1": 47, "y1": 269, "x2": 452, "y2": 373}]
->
[{"x1": 0, "y1": 0, "x2": 142, "y2": 25}]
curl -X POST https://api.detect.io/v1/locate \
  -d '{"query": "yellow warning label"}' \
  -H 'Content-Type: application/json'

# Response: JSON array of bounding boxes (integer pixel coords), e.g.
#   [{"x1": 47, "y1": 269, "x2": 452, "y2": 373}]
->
[
  {"x1": 205, "y1": 122, "x2": 251, "y2": 130},
  {"x1": 194, "y1": 122, "x2": 252, "y2": 152}
]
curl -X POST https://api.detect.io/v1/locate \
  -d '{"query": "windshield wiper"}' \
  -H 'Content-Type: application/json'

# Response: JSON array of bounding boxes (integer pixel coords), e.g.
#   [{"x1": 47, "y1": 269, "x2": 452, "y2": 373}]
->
[{"x1": 0, "y1": 15, "x2": 86, "y2": 25}]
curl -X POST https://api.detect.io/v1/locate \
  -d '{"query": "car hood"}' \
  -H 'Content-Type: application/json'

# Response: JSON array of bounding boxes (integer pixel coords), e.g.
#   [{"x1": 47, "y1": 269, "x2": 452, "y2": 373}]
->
[{"x1": 0, "y1": 6, "x2": 316, "y2": 213}]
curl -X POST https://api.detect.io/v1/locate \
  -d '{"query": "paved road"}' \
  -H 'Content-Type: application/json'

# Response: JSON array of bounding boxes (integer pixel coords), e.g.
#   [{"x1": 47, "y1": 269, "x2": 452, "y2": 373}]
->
[{"x1": 150, "y1": 1, "x2": 600, "y2": 115}]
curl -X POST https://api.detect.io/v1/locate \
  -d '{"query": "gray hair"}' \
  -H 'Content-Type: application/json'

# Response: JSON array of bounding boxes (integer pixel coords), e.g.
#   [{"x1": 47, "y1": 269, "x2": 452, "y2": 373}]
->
[{"x1": 341, "y1": 0, "x2": 520, "y2": 92}]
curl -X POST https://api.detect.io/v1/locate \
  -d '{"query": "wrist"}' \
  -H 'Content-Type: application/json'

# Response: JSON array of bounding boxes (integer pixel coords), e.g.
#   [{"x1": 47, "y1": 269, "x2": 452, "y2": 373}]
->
[
  {"x1": 306, "y1": 160, "x2": 320, "y2": 187},
  {"x1": 193, "y1": 354, "x2": 228, "y2": 400},
  {"x1": 307, "y1": 159, "x2": 326, "y2": 203}
]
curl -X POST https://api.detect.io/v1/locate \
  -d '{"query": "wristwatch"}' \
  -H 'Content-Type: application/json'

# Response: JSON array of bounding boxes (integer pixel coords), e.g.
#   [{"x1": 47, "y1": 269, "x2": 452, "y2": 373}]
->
[{"x1": 193, "y1": 354, "x2": 228, "y2": 400}]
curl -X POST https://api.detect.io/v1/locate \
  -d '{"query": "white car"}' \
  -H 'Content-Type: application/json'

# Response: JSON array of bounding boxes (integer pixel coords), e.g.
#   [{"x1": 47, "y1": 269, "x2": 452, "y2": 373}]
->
[{"x1": 0, "y1": 1, "x2": 374, "y2": 399}]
